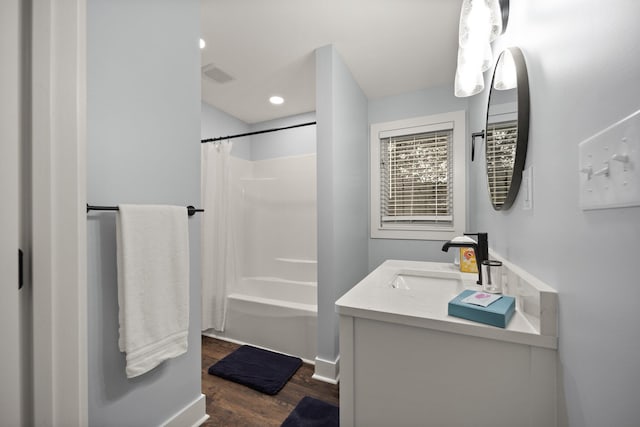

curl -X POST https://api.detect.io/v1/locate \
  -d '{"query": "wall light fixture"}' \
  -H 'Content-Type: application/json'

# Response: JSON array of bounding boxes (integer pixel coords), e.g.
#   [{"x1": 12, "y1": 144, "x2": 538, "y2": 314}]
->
[{"x1": 454, "y1": 0, "x2": 509, "y2": 97}]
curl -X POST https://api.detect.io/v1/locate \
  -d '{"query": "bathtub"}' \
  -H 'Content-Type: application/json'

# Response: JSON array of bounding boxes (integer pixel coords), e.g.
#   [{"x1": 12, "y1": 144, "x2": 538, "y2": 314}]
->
[{"x1": 204, "y1": 276, "x2": 317, "y2": 362}]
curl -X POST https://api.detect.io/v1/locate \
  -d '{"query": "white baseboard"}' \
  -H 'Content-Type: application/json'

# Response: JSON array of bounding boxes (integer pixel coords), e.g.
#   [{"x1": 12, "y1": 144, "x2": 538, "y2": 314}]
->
[
  {"x1": 161, "y1": 394, "x2": 209, "y2": 427},
  {"x1": 201, "y1": 332, "x2": 316, "y2": 365},
  {"x1": 312, "y1": 355, "x2": 340, "y2": 384}
]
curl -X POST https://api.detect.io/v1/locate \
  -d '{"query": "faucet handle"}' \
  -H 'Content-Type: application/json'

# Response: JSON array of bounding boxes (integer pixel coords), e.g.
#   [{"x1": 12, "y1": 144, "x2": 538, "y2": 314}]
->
[{"x1": 464, "y1": 232, "x2": 487, "y2": 237}]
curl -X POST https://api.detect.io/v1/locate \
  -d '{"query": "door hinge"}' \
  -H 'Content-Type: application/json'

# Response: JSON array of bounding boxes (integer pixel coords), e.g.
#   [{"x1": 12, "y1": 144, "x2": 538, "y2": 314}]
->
[{"x1": 18, "y1": 249, "x2": 23, "y2": 290}]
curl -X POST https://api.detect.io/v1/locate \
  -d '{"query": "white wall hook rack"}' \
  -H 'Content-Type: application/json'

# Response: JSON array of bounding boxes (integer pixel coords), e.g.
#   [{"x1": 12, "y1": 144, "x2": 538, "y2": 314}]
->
[{"x1": 579, "y1": 109, "x2": 640, "y2": 210}]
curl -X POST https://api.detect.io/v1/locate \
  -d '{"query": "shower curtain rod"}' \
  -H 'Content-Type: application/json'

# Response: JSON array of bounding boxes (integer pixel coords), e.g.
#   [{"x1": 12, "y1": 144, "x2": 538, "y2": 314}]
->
[{"x1": 200, "y1": 121, "x2": 316, "y2": 143}]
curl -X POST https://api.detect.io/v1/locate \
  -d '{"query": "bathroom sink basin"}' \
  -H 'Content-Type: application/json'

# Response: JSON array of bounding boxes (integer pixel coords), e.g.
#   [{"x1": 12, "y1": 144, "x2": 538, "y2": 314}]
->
[{"x1": 388, "y1": 271, "x2": 464, "y2": 297}]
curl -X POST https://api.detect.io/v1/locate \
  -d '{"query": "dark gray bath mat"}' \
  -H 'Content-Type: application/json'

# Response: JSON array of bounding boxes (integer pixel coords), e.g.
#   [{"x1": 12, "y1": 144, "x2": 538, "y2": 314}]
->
[
  {"x1": 281, "y1": 396, "x2": 339, "y2": 427},
  {"x1": 207, "y1": 345, "x2": 302, "y2": 395}
]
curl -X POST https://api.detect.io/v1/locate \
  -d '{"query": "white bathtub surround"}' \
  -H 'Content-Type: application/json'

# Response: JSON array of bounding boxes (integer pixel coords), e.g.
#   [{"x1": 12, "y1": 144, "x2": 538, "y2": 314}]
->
[
  {"x1": 312, "y1": 356, "x2": 340, "y2": 384},
  {"x1": 201, "y1": 141, "x2": 237, "y2": 332},
  {"x1": 116, "y1": 205, "x2": 190, "y2": 378},
  {"x1": 203, "y1": 154, "x2": 318, "y2": 362},
  {"x1": 242, "y1": 154, "x2": 317, "y2": 281},
  {"x1": 236, "y1": 276, "x2": 316, "y2": 305},
  {"x1": 336, "y1": 259, "x2": 559, "y2": 427},
  {"x1": 205, "y1": 276, "x2": 317, "y2": 362}
]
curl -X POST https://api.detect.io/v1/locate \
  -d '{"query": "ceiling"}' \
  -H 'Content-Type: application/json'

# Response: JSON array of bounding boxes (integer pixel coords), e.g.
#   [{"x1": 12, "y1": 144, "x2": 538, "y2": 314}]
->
[{"x1": 201, "y1": 0, "x2": 462, "y2": 124}]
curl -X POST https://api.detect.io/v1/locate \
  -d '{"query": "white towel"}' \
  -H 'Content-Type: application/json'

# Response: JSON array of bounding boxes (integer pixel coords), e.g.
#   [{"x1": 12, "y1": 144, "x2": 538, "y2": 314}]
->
[{"x1": 116, "y1": 204, "x2": 190, "y2": 378}]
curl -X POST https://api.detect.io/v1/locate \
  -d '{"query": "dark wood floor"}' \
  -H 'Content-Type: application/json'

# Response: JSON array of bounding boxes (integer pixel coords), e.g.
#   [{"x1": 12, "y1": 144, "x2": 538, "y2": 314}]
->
[{"x1": 201, "y1": 336, "x2": 339, "y2": 427}]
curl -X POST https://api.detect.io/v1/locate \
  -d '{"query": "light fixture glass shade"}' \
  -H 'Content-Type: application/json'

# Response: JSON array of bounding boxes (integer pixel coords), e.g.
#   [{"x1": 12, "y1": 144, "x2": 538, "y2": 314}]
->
[
  {"x1": 493, "y1": 49, "x2": 517, "y2": 90},
  {"x1": 481, "y1": 42, "x2": 493, "y2": 72},
  {"x1": 455, "y1": 0, "x2": 505, "y2": 97},
  {"x1": 455, "y1": 69, "x2": 484, "y2": 97},
  {"x1": 487, "y1": 0, "x2": 503, "y2": 41},
  {"x1": 456, "y1": 43, "x2": 491, "y2": 75},
  {"x1": 458, "y1": 0, "x2": 494, "y2": 73},
  {"x1": 455, "y1": 40, "x2": 490, "y2": 97},
  {"x1": 459, "y1": 0, "x2": 492, "y2": 48},
  {"x1": 455, "y1": 50, "x2": 485, "y2": 97}
]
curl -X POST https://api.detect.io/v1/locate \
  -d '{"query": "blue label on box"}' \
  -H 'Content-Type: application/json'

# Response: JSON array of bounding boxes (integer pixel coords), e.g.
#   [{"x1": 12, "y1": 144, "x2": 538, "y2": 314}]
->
[{"x1": 448, "y1": 289, "x2": 515, "y2": 328}]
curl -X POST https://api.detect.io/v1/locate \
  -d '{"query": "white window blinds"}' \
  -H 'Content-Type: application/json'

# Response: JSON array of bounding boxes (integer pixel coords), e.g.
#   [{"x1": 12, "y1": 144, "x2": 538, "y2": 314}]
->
[
  {"x1": 379, "y1": 129, "x2": 453, "y2": 226},
  {"x1": 486, "y1": 120, "x2": 517, "y2": 206}
]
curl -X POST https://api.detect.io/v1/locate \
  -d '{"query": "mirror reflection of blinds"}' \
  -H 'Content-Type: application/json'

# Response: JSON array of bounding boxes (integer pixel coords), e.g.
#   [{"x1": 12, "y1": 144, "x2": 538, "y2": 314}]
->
[
  {"x1": 380, "y1": 130, "x2": 453, "y2": 225},
  {"x1": 486, "y1": 120, "x2": 518, "y2": 206}
]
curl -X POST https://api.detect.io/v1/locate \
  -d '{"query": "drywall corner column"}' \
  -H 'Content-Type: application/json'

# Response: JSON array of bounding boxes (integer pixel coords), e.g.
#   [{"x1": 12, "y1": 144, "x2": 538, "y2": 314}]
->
[
  {"x1": 315, "y1": 45, "x2": 369, "y2": 380},
  {"x1": 87, "y1": 1, "x2": 202, "y2": 425}
]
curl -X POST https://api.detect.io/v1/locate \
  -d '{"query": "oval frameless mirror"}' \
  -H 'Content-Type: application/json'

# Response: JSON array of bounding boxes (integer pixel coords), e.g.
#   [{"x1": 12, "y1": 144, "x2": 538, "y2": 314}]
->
[{"x1": 485, "y1": 47, "x2": 529, "y2": 210}]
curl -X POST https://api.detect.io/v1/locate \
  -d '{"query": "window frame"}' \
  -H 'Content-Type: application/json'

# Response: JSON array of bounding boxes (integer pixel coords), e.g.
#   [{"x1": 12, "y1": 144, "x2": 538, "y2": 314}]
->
[{"x1": 370, "y1": 111, "x2": 466, "y2": 240}]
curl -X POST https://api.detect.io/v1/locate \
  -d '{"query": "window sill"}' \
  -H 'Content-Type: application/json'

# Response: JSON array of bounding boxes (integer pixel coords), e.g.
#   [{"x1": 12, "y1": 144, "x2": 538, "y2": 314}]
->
[{"x1": 371, "y1": 227, "x2": 461, "y2": 241}]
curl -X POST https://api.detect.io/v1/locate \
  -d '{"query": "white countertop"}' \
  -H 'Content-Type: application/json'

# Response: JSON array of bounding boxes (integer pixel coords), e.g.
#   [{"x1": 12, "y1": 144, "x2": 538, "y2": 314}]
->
[{"x1": 335, "y1": 260, "x2": 558, "y2": 349}]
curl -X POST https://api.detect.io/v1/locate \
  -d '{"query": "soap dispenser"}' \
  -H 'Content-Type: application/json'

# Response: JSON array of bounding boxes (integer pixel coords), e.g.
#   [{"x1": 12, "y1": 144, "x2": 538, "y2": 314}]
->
[
  {"x1": 442, "y1": 232, "x2": 489, "y2": 285},
  {"x1": 463, "y1": 232, "x2": 488, "y2": 264},
  {"x1": 446, "y1": 235, "x2": 477, "y2": 270}
]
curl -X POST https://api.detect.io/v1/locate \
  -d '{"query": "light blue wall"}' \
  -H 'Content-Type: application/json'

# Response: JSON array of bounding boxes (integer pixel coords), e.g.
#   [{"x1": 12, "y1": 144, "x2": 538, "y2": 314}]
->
[
  {"x1": 469, "y1": 1, "x2": 640, "y2": 425},
  {"x1": 87, "y1": 1, "x2": 201, "y2": 426},
  {"x1": 316, "y1": 45, "x2": 369, "y2": 362},
  {"x1": 368, "y1": 85, "x2": 468, "y2": 124},
  {"x1": 250, "y1": 112, "x2": 316, "y2": 161},
  {"x1": 367, "y1": 86, "x2": 469, "y2": 270},
  {"x1": 201, "y1": 101, "x2": 251, "y2": 160}
]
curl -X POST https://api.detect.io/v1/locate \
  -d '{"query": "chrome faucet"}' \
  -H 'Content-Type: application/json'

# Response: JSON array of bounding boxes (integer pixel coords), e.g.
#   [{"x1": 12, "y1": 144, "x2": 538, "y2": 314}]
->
[{"x1": 441, "y1": 232, "x2": 488, "y2": 285}]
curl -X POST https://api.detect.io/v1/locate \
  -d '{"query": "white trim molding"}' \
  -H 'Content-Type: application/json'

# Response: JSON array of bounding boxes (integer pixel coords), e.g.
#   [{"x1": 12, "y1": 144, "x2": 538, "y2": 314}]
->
[
  {"x1": 370, "y1": 110, "x2": 466, "y2": 241},
  {"x1": 161, "y1": 394, "x2": 209, "y2": 427},
  {"x1": 312, "y1": 355, "x2": 340, "y2": 384},
  {"x1": 0, "y1": 1, "x2": 23, "y2": 424},
  {"x1": 32, "y1": 0, "x2": 87, "y2": 425}
]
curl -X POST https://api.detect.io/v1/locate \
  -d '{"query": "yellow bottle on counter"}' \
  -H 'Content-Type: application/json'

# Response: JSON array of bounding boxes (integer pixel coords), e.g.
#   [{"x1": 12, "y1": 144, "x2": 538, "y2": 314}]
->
[{"x1": 460, "y1": 247, "x2": 478, "y2": 273}]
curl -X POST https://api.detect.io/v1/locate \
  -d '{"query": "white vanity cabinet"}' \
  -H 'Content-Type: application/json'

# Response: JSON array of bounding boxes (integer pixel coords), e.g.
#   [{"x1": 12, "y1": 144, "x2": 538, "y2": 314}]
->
[{"x1": 336, "y1": 259, "x2": 559, "y2": 427}]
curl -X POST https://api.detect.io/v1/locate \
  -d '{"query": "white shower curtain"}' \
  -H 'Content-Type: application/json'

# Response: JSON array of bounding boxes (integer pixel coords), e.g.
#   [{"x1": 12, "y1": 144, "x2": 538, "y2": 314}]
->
[{"x1": 201, "y1": 141, "x2": 237, "y2": 332}]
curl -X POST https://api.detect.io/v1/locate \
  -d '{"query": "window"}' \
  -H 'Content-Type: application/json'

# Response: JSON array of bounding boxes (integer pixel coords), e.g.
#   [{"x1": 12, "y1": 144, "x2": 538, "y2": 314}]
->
[
  {"x1": 370, "y1": 111, "x2": 466, "y2": 240},
  {"x1": 486, "y1": 120, "x2": 517, "y2": 206}
]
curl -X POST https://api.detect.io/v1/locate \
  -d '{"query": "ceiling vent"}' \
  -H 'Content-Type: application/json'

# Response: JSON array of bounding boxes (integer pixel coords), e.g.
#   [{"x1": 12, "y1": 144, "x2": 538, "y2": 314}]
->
[{"x1": 202, "y1": 63, "x2": 235, "y2": 84}]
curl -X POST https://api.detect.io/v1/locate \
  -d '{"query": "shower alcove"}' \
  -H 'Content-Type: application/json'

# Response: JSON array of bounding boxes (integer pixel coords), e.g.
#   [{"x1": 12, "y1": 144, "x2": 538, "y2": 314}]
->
[{"x1": 201, "y1": 114, "x2": 317, "y2": 362}]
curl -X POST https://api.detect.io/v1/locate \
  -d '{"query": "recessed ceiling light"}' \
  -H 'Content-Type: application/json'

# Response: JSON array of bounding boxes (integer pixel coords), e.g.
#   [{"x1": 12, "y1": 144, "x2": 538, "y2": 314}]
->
[
  {"x1": 199, "y1": 38, "x2": 206, "y2": 49},
  {"x1": 269, "y1": 96, "x2": 284, "y2": 105}
]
